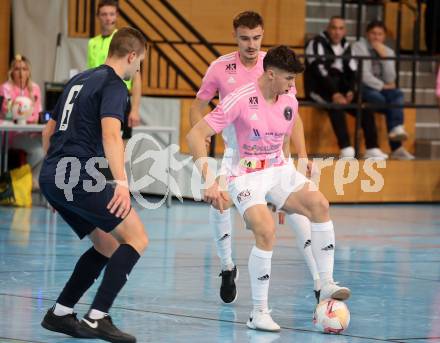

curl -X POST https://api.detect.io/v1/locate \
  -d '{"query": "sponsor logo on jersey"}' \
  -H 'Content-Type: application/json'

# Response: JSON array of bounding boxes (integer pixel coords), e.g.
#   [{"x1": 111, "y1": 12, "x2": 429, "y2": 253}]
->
[
  {"x1": 250, "y1": 112, "x2": 259, "y2": 121},
  {"x1": 249, "y1": 96, "x2": 259, "y2": 109},
  {"x1": 225, "y1": 63, "x2": 236, "y2": 73},
  {"x1": 249, "y1": 128, "x2": 261, "y2": 141},
  {"x1": 265, "y1": 132, "x2": 284, "y2": 138}
]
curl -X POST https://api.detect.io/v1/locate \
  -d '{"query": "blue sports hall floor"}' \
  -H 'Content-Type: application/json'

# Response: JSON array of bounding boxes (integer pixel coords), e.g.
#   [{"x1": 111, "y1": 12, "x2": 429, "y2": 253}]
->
[{"x1": 1, "y1": 201, "x2": 439, "y2": 343}]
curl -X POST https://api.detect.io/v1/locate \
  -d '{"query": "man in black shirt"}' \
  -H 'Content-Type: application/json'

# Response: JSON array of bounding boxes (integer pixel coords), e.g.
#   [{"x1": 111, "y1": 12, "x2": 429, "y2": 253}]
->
[
  {"x1": 40, "y1": 27, "x2": 147, "y2": 343},
  {"x1": 305, "y1": 16, "x2": 386, "y2": 159}
]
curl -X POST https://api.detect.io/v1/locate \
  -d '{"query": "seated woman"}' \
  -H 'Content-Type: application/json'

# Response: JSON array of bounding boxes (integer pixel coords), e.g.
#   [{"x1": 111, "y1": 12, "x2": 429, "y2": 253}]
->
[{"x1": 0, "y1": 54, "x2": 44, "y2": 190}]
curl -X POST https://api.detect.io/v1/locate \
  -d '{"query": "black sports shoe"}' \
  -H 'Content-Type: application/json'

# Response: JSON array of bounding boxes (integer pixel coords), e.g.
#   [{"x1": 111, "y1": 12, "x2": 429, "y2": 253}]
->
[
  {"x1": 219, "y1": 265, "x2": 238, "y2": 304},
  {"x1": 78, "y1": 314, "x2": 136, "y2": 343},
  {"x1": 41, "y1": 307, "x2": 91, "y2": 338}
]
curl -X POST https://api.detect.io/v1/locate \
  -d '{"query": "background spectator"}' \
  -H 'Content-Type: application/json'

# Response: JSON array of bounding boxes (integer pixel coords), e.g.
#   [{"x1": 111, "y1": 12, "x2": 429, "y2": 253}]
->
[
  {"x1": 87, "y1": 0, "x2": 142, "y2": 141},
  {"x1": 352, "y1": 20, "x2": 414, "y2": 160},
  {"x1": 0, "y1": 54, "x2": 44, "y2": 189},
  {"x1": 305, "y1": 16, "x2": 387, "y2": 159},
  {"x1": 0, "y1": 54, "x2": 41, "y2": 123}
]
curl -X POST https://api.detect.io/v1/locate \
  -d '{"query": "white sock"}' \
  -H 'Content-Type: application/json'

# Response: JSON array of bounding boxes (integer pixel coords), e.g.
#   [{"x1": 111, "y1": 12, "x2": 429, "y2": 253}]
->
[
  {"x1": 311, "y1": 221, "x2": 335, "y2": 284},
  {"x1": 210, "y1": 206, "x2": 234, "y2": 271},
  {"x1": 88, "y1": 309, "x2": 107, "y2": 320},
  {"x1": 53, "y1": 303, "x2": 73, "y2": 316},
  {"x1": 248, "y1": 246, "x2": 272, "y2": 311},
  {"x1": 286, "y1": 213, "x2": 320, "y2": 289}
]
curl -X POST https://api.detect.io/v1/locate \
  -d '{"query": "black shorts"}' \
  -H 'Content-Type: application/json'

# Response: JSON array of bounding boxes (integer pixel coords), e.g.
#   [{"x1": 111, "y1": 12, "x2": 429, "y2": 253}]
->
[
  {"x1": 122, "y1": 97, "x2": 132, "y2": 140},
  {"x1": 40, "y1": 182, "x2": 125, "y2": 239}
]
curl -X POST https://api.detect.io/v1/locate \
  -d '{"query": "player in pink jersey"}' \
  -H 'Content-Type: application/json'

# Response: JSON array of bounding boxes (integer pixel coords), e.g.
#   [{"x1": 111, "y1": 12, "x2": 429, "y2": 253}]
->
[
  {"x1": 187, "y1": 46, "x2": 351, "y2": 332},
  {"x1": 190, "y1": 11, "x2": 321, "y2": 305}
]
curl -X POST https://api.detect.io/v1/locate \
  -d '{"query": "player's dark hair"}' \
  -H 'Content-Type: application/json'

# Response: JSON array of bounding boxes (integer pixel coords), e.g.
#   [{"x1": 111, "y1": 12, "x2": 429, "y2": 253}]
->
[
  {"x1": 233, "y1": 11, "x2": 264, "y2": 30},
  {"x1": 366, "y1": 19, "x2": 387, "y2": 33},
  {"x1": 329, "y1": 15, "x2": 344, "y2": 22},
  {"x1": 108, "y1": 27, "x2": 146, "y2": 58},
  {"x1": 97, "y1": 0, "x2": 118, "y2": 15},
  {"x1": 263, "y1": 45, "x2": 304, "y2": 74}
]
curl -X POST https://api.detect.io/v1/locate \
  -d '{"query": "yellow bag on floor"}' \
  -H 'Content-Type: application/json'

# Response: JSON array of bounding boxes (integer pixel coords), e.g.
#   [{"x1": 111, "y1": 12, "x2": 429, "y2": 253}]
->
[{"x1": 0, "y1": 164, "x2": 32, "y2": 207}]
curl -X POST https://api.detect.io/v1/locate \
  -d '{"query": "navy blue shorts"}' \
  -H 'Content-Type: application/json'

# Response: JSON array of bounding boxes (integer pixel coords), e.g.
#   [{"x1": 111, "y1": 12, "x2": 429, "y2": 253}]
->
[{"x1": 40, "y1": 182, "x2": 125, "y2": 239}]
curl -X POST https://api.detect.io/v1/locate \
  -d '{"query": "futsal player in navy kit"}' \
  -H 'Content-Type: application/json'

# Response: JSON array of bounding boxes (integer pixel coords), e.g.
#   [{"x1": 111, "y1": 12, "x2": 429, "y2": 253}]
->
[{"x1": 39, "y1": 27, "x2": 147, "y2": 343}]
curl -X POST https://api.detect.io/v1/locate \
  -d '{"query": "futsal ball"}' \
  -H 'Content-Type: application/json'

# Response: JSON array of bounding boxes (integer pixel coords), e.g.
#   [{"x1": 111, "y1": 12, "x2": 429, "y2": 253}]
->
[
  {"x1": 313, "y1": 299, "x2": 350, "y2": 334},
  {"x1": 11, "y1": 96, "x2": 33, "y2": 121}
]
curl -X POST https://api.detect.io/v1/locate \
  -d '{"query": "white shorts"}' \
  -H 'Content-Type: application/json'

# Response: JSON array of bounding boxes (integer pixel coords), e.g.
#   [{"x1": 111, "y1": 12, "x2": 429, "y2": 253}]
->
[{"x1": 228, "y1": 164, "x2": 310, "y2": 216}]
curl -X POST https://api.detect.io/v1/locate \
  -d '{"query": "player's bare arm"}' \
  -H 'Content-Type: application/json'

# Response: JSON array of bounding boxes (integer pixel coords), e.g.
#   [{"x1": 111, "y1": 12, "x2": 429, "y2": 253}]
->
[
  {"x1": 42, "y1": 118, "x2": 57, "y2": 154},
  {"x1": 290, "y1": 114, "x2": 313, "y2": 177},
  {"x1": 186, "y1": 119, "x2": 229, "y2": 212},
  {"x1": 290, "y1": 115, "x2": 307, "y2": 159},
  {"x1": 128, "y1": 71, "x2": 141, "y2": 127},
  {"x1": 189, "y1": 98, "x2": 212, "y2": 147},
  {"x1": 102, "y1": 117, "x2": 130, "y2": 218},
  {"x1": 189, "y1": 98, "x2": 210, "y2": 127}
]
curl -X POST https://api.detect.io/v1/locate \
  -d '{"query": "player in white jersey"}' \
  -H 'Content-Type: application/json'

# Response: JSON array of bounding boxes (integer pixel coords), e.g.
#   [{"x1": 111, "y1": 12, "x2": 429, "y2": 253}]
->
[
  {"x1": 187, "y1": 45, "x2": 351, "y2": 332},
  {"x1": 190, "y1": 11, "x2": 322, "y2": 305}
]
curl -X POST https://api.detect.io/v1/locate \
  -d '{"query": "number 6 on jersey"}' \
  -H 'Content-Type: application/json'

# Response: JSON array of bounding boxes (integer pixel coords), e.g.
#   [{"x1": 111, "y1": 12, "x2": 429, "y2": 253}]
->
[{"x1": 59, "y1": 85, "x2": 83, "y2": 131}]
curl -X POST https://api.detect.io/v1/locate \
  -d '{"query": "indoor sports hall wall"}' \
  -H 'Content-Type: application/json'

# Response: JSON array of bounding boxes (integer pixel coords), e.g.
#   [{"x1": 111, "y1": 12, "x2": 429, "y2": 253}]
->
[
  {"x1": 11, "y1": 0, "x2": 181, "y2": 140},
  {"x1": 7, "y1": 0, "x2": 440, "y2": 202},
  {"x1": 0, "y1": 1, "x2": 11, "y2": 83}
]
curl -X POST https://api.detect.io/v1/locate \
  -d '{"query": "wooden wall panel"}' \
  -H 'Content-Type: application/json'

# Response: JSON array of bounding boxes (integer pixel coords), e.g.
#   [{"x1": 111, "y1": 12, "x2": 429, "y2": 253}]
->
[
  {"x1": 68, "y1": 0, "x2": 306, "y2": 96},
  {"x1": 316, "y1": 160, "x2": 440, "y2": 202},
  {"x1": 179, "y1": 98, "x2": 224, "y2": 155},
  {"x1": 68, "y1": 0, "x2": 91, "y2": 38},
  {"x1": 299, "y1": 107, "x2": 416, "y2": 156},
  {"x1": 0, "y1": 0, "x2": 11, "y2": 84},
  {"x1": 384, "y1": 0, "x2": 427, "y2": 51},
  {"x1": 170, "y1": 0, "x2": 306, "y2": 46}
]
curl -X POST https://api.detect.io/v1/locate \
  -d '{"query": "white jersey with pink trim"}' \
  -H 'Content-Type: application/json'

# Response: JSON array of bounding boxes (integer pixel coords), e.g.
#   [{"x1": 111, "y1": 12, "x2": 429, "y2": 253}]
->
[{"x1": 204, "y1": 82, "x2": 298, "y2": 177}]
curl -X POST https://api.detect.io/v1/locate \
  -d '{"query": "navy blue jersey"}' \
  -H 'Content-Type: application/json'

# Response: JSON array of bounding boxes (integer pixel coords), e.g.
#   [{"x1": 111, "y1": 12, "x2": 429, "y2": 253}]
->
[{"x1": 40, "y1": 65, "x2": 128, "y2": 184}]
